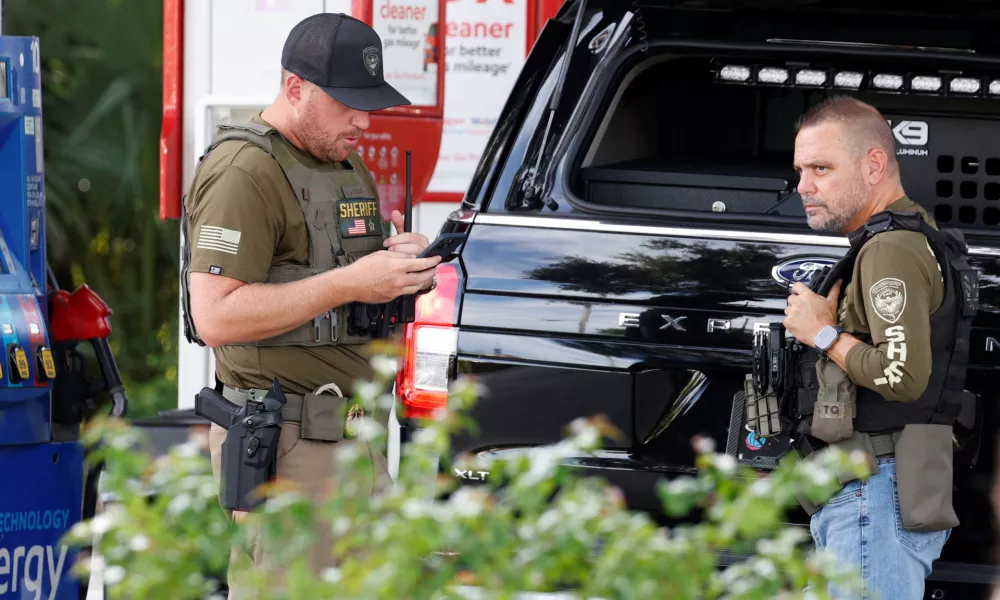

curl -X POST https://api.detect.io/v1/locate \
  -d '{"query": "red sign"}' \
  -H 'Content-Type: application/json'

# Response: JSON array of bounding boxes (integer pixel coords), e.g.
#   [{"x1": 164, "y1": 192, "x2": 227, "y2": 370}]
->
[{"x1": 357, "y1": 115, "x2": 444, "y2": 218}]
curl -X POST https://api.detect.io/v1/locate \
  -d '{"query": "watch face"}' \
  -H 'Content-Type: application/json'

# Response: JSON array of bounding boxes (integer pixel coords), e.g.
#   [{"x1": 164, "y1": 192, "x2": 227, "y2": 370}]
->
[{"x1": 816, "y1": 327, "x2": 836, "y2": 349}]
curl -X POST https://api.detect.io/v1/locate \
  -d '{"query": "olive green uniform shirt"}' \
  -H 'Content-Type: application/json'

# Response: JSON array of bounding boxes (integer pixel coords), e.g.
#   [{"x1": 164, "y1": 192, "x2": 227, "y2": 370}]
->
[
  {"x1": 184, "y1": 115, "x2": 374, "y2": 395},
  {"x1": 838, "y1": 196, "x2": 945, "y2": 402}
]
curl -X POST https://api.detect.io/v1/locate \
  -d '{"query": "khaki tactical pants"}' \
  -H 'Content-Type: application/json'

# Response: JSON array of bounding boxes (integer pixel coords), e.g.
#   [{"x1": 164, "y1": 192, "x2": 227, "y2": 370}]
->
[{"x1": 208, "y1": 421, "x2": 390, "y2": 599}]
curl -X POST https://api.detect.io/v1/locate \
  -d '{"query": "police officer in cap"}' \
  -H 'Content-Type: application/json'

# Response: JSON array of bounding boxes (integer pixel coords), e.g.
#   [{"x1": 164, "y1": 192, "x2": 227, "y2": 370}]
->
[
  {"x1": 784, "y1": 95, "x2": 977, "y2": 599},
  {"x1": 180, "y1": 12, "x2": 440, "y2": 598}
]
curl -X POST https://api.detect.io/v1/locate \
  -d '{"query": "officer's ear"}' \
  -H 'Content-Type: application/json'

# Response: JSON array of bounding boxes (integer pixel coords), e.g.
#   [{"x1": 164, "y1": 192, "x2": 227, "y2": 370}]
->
[
  {"x1": 864, "y1": 146, "x2": 891, "y2": 186},
  {"x1": 283, "y1": 73, "x2": 307, "y2": 106}
]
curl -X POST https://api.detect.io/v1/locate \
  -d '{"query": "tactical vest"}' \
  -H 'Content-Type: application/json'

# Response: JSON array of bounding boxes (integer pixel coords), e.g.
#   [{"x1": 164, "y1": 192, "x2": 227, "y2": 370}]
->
[
  {"x1": 785, "y1": 210, "x2": 980, "y2": 441},
  {"x1": 180, "y1": 121, "x2": 388, "y2": 348}
]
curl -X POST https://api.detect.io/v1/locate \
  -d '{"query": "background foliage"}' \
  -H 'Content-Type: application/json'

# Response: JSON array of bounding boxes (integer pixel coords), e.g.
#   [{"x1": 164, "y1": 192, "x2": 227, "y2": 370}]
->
[{"x1": 4, "y1": 0, "x2": 179, "y2": 418}]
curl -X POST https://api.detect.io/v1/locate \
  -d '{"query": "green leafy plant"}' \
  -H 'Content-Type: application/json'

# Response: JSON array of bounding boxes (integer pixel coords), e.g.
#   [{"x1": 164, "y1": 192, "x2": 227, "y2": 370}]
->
[{"x1": 67, "y1": 348, "x2": 871, "y2": 599}]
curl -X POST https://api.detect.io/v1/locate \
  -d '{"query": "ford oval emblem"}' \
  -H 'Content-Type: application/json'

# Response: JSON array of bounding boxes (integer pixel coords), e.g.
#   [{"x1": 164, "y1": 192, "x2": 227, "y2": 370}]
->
[{"x1": 771, "y1": 257, "x2": 838, "y2": 287}]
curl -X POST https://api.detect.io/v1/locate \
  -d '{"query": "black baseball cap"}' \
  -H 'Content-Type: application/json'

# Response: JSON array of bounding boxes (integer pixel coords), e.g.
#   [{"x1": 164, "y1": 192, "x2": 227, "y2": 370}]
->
[{"x1": 281, "y1": 13, "x2": 411, "y2": 111}]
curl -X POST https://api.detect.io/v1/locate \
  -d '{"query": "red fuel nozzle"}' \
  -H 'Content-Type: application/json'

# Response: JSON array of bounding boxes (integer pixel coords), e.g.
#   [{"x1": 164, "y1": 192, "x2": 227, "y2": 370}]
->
[{"x1": 49, "y1": 285, "x2": 113, "y2": 343}]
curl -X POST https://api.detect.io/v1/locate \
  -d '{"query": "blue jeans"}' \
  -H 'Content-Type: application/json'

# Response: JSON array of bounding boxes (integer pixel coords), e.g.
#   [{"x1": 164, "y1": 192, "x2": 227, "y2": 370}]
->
[{"x1": 810, "y1": 458, "x2": 951, "y2": 600}]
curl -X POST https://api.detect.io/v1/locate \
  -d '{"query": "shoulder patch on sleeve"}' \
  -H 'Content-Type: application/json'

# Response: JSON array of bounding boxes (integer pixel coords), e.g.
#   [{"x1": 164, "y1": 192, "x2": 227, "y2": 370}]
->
[
  {"x1": 869, "y1": 277, "x2": 906, "y2": 323},
  {"x1": 197, "y1": 225, "x2": 242, "y2": 255}
]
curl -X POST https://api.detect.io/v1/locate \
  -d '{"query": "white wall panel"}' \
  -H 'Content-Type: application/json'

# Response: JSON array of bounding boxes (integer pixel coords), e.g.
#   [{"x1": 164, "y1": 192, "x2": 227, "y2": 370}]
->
[{"x1": 209, "y1": 0, "x2": 325, "y2": 97}]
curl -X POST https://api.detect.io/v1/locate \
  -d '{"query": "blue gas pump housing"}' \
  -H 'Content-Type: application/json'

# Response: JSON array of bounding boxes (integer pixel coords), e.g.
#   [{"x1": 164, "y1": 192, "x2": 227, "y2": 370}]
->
[{"x1": 0, "y1": 36, "x2": 86, "y2": 599}]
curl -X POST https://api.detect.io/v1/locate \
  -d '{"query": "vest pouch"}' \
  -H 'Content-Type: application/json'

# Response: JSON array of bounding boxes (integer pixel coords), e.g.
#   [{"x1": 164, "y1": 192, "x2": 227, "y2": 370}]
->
[
  {"x1": 299, "y1": 392, "x2": 347, "y2": 442},
  {"x1": 338, "y1": 237, "x2": 382, "y2": 341},
  {"x1": 810, "y1": 359, "x2": 856, "y2": 444},
  {"x1": 338, "y1": 233, "x2": 386, "y2": 263},
  {"x1": 894, "y1": 424, "x2": 959, "y2": 532}
]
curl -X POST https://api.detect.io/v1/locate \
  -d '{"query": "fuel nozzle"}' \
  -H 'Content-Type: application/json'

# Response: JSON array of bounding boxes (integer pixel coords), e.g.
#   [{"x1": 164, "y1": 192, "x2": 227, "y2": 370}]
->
[{"x1": 8, "y1": 344, "x2": 30, "y2": 383}]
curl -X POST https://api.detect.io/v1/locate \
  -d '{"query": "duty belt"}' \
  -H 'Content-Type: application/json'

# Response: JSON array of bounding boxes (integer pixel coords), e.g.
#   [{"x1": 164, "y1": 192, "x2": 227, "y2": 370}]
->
[
  {"x1": 223, "y1": 385, "x2": 306, "y2": 423},
  {"x1": 870, "y1": 431, "x2": 898, "y2": 458}
]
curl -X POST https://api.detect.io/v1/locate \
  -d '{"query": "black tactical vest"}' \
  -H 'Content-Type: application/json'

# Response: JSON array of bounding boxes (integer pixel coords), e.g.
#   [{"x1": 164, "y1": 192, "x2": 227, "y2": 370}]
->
[
  {"x1": 786, "y1": 210, "x2": 980, "y2": 440},
  {"x1": 179, "y1": 122, "x2": 388, "y2": 348}
]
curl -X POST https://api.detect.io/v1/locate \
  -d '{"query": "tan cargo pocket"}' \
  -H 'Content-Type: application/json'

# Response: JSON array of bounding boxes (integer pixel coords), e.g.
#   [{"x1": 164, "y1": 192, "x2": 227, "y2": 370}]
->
[
  {"x1": 894, "y1": 424, "x2": 960, "y2": 532},
  {"x1": 299, "y1": 393, "x2": 347, "y2": 442}
]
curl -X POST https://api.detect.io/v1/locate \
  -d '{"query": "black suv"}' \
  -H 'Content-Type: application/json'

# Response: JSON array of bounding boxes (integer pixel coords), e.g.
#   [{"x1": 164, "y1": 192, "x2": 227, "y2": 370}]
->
[{"x1": 393, "y1": 0, "x2": 1000, "y2": 595}]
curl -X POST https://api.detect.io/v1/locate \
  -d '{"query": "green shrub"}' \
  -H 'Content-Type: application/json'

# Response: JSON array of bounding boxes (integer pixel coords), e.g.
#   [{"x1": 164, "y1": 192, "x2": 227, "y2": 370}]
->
[{"x1": 67, "y1": 350, "x2": 871, "y2": 599}]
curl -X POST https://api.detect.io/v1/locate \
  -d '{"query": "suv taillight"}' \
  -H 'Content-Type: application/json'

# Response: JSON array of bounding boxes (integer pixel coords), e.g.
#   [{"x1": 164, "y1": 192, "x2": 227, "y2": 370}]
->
[{"x1": 396, "y1": 263, "x2": 461, "y2": 420}]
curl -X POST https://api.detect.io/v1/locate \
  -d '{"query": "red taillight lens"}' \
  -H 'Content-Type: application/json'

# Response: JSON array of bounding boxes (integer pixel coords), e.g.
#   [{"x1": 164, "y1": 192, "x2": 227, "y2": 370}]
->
[{"x1": 396, "y1": 263, "x2": 461, "y2": 420}]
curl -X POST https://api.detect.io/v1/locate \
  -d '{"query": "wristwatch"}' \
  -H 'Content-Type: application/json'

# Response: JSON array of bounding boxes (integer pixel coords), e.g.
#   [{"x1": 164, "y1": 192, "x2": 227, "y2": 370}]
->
[{"x1": 814, "y1": 325, "x2": 844, "y2": 354}]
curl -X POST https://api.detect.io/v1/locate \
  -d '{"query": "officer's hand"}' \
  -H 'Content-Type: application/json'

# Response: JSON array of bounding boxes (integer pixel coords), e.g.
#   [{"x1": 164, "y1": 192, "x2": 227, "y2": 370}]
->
[
  {"x1": 384, "y1": 210, "x2": 431, "y2": 257},
  {"x1": 783, "y1": 280, "x2": 842, "y2": 347},
  {"x1": 349, "y1": 250, "x2": 441, "y2": 303}
]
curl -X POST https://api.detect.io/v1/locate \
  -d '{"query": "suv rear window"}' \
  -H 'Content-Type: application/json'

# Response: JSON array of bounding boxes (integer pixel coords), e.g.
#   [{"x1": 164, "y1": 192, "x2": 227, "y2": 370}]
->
[{"x1": 565, "y1": 48, "x2": 1000, "y2": 234}]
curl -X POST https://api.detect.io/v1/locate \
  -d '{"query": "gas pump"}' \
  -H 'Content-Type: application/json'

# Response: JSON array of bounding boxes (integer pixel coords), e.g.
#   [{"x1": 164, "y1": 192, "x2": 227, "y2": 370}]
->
[{"x1": 0, "y1": 34, "x2": 128, "y2": 599}]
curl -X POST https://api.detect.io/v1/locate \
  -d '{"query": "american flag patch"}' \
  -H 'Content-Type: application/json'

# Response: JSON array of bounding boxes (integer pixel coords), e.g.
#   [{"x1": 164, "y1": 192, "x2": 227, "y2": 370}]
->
[
  {"x1": 347, "y1": 218, "x2": 367, "y2": 236},
  {"x1": 197, "y1": 225, "x2": 241, "y2": 255}
]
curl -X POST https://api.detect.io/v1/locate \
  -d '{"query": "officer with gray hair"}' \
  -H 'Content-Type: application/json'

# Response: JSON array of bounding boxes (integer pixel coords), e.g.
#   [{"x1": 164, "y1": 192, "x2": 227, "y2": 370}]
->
[{"x1": 782, "y1": 95, "x2": 978, "y2": 599}]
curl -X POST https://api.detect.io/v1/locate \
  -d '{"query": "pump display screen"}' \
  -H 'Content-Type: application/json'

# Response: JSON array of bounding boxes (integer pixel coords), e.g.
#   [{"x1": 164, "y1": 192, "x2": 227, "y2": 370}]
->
[{"x1": 0, "y1": 60, "x2": 7, "y2": 99}]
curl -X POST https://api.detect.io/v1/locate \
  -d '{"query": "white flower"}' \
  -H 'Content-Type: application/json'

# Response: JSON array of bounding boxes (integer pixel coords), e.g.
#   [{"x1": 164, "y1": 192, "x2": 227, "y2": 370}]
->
[
  {"x1": 713, "y1": 454, "x2": 737, "y2": 475},
  {"x1": 665, "y1": 478, "x2": 699, "y2": 497},
  {"x1": 573, "y1": 424, "x2": 600, "y2": 449},
  {"x1": 89, "y1": 513, "x2": 115, "y2": 536},
  {"x1": 89, "y1": 555, "x2": 107, "y2": 575},
  {"x1": 129, "y1": 535, "x2": 150, "y2": 552},
  {"x1": 371, "y1": 355, "x2": 398, "y2": 378},
  {"x1": 322, "y1": 567, "x2": 342, "y2": 583},
  {"x1": 536, "y1": 509, "x2": 561, "y2": 533},
  {"x1": 692, "y1": 436, "x2": 716, "y2": 454},
  {"x1": 335, "y1": 443, "x2": 363, "y2": 464},
  {"x1": 333, "y1": 517, "x2": 352, "y2": 536},
  {"x1": 68, "y1": 521, "x2": 91, "y2": 540},
  {"x1": 103, "y1": 565, "x2": 126, "y2": 585},
  {"x1": 199, "y1": 481, "x2": 218, "y2": 499},
  {"x1": 402, "y1": 499, "x2": 427, "y2": 519},
  {"x1": 110, "y1": 432, "x2": 137, "y2": 451},
  {"x1": 803, "y1": 464, "x2": 836, "y2": 487},
  {"x1": 174, "y1": 440, "x2": 202, "y2": 459},
  {"x1": 167, "y1": 494, "x2": 192, "y2": 516},
  {"x1": 412, "y1": 428, "x2": 437, "y2": 447},
  {"x1": 449, "y1": 487, "x2": 487, "y2": 518},
  {"x1": 749, "y1": 479, "x2": 772, "y2": 497},
  {"x1": 355, "y1": 381, "x2": 381, "y2": 403},
  {"x1": 752, "y1": 558, "x2": 777, "y2": 579}
]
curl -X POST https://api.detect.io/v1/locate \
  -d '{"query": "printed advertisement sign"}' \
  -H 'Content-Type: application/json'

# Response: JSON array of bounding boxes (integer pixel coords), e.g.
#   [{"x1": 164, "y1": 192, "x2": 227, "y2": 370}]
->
[
  {"x1": 427, "y1": 0, "x2": 528, "y2": 194},
  {"x1": 357, "y1": 115, "x2": 443, "y2": 217},
  {"x1": 0, "y1": 442, "x2": 84, "y2": 600},
  {"x1": 372, "y1": 0, "x2": 440, "y2": 107}
]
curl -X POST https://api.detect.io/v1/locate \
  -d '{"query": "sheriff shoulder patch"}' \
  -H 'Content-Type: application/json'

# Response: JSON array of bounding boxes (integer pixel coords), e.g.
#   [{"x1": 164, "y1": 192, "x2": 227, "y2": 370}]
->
[
  {"x1": 870, "y1": 277, "x2": 907, "y2": 324},
  {"x1": 338, "y1": 199, "x2": 381, "y2": 238}
]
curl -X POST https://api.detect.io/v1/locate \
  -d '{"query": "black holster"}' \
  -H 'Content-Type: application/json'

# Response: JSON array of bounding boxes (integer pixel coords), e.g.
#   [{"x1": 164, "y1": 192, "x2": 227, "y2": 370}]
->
[{"x1": 195, "y1": 378, "x2": 287, "y2": 511}]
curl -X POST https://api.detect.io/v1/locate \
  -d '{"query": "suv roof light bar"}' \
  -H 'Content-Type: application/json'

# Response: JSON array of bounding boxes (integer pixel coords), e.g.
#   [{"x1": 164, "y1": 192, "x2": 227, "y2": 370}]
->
[{"x1": 715, "y1": 62, "x2": 1000, "y2": 98}]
